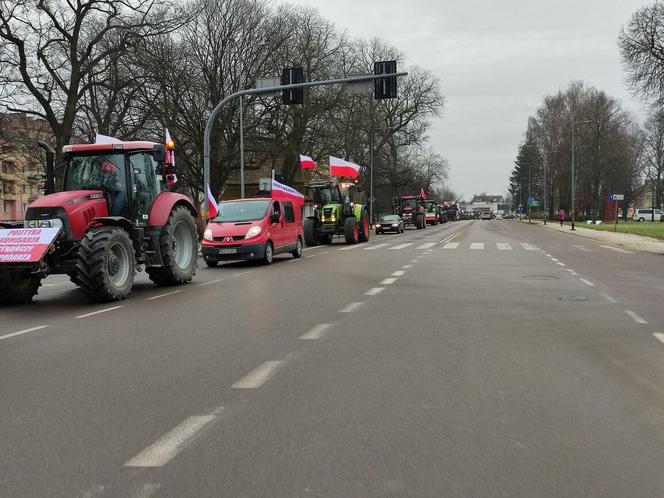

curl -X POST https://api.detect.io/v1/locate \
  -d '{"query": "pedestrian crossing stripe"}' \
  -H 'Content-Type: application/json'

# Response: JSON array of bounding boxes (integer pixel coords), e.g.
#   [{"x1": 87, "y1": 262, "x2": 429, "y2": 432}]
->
[
  {"x1": 443, "y1": 242, "x2": 459, "y2": 249},
  {"x1": 390, "y1": 243, "x2": 414, "y2": 250},
  {"x1": 416, "y1": 242, "x2": 436, "y2": 250},
  {"x1": 496, "y1": 243, "x2": 512, "y2": 250},
  {"x1": 469, "y1": 242, "x2": 484, "y2": 250}
]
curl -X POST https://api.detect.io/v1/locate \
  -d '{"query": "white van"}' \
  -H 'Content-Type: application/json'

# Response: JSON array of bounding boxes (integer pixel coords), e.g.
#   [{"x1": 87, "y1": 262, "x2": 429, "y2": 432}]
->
[{"x1": 634, "y1": 208, "x2": 663, "y2": 222}]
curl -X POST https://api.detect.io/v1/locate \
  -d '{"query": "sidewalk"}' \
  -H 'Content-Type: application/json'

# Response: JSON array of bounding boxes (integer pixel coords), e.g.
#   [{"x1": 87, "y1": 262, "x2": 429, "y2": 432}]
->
[{"x1": 516, "y1": 218, "x2": 664, "y2": 255}]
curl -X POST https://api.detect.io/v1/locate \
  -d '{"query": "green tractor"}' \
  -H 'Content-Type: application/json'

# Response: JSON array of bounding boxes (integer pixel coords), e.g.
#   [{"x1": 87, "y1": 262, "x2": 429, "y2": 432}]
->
[{"x1": 304, "y1": 179, "x2": 370, "y2": 245}]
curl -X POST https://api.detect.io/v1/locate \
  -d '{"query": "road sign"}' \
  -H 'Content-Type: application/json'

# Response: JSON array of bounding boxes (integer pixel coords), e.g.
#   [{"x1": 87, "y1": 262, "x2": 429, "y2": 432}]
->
[
  {"x1": 609, "y1": 194, "x2": 624, "y2": 201},
  {"x1": 255, "y1": 78, "x2": 282, "y2": 97},
  {"x1": 346, "y1": 74, "x2": 374, "y2": 95}
]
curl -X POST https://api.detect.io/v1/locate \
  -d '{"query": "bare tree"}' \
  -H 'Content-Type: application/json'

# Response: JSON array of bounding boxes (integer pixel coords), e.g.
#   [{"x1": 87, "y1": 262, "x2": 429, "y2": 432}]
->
[{"x1": 641, "y1": 107, "x2": 664, "y2": 209}]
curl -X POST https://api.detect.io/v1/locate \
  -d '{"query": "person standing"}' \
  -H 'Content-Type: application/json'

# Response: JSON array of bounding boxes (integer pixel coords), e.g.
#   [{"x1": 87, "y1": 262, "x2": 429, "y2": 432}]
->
[{"x1": 559, "y1": 208, "x2": 565, "y2": 227}]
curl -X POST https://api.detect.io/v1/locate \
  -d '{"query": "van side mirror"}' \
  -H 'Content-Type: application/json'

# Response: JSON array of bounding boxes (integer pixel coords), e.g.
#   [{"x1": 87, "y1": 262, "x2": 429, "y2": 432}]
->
[{"x1": 271, "y1": 212, "x2": 280, "y2": 223}]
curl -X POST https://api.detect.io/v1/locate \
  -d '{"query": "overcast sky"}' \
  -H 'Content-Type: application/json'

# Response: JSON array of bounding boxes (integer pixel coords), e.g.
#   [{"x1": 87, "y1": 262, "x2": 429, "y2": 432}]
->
[{"x1": 277, "y1": 0, "x2": 651, "y2": 200}]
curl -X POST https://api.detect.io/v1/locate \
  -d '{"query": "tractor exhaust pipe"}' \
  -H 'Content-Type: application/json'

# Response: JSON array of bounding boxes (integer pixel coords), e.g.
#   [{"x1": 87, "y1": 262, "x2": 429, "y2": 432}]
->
[{"x1": 37, "y1": 141, "x2": 55, "y2": 195}]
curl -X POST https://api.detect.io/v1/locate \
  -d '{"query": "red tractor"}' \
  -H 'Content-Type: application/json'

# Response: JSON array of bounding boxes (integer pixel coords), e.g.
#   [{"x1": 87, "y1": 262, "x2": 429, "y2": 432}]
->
[
  {"x1": 393, "y1": 195, "x2": 427, "y2": 229},
  {"x1": 0, "y1": 139, "x2": 199, "y2": 304}
]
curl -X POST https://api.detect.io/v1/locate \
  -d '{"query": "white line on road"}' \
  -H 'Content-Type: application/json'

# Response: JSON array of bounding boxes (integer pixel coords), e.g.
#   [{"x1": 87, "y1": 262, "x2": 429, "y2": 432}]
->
[
  {"x1": 319, "y1": 251, "x2": 330, "y2": 254},
  {"x1": 146, "y1": 290, "x2": 182, "y2": 301},
  {"x1": 401, "y1": 264, "x2": 413, "y2": 269},
  {"x1": 625, "y1": 310, "x2": 648, "y2": 324},
  {"x1": 125, "y1": 415, "x2": 216, "y2": 467},
  {"x1": 305, "y1": 255, "x2": 315, "y2": 258},
  {"x1": 380, "y1": 277, "x2": 397, "y2": 285},
  {"x1": 545, "y1": 253, "x2": 552, "y2": 257},
  {"x1": 521, "y1": 243, "x2": 539, "y2": 250},
  {"x1": 600, "y1": 293, "x2": 618, "y2": 303},
  {"x1": 340, "y1": 302, "x2": 364, "y2": 313},
  {"x1": 0, "y1": 325, "x2": 48, "y2": 342},
  {"x1": 299, "y1": 323, "x2": 332, "y2": 340},
  {"x1": 579, "y1": 278, "x2": 595, "y2": 287},
  {"x1": 654, "y1": 333, "x2": 664, "y2": 344},
  {"x1": 76, "y1": 306, "x2": 123, "y2": 319},
  {"x1": 573, "y1": 245, "x2": 593, "y2": 253},
  {"x1": 337, "y1": 244, "x2": 364, "y2": 251},
  {"x1": 233, "y1": 271, "x2": 254, "y2": 277},
  {"x1": 550, "y1": 257, "x2": 559, "y2": 262},
  {"x1": 443, "y1": 242, "x2": 459, "y2": 249},
  {"x1": 392, "y1": 270, "x2": 406, "y2": 276},
  {"x1": 409, "y1": 259, "x2": 418, "y2": 263},
  {"x1": 601, "y1": 245, "x2": 634, "y2": 254},
  {"x1": 364, "y1": 243, "x2": 389, "y2": 250},
  {"x1": 470, "y1": 242, "x2": 484, "y2": 250},
  {"x1": 365, "y1": 287, "x2": 386, "y2": 296},
  {"x1": 557, "y1": 262, "x2": 566, "y2": 267},
  {"x1": 496, "y1": 243, "x2": 512, "y2": 250},
  {"x1": 232, "y1": 361, "x2": 284, "y2": 389},
  {"x1": 417, "y1": 242, "x2": 436, "y2": 249},
  {"x1": 390, "y1": 243, "x2": 414, "y2": 250},
  {"x1": 199, "y1": 278, "x2": 226, "y2": 286}
]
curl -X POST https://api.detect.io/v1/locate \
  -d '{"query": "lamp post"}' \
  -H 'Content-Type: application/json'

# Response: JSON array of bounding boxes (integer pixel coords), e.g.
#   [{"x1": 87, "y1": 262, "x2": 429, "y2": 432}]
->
[{"x1": 571, "y1": 120, "x2": 592, "y2": 230}]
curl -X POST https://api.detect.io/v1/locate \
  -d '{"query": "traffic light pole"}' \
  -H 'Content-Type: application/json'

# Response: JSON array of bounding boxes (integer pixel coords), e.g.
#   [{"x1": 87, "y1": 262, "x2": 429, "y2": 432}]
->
[{"x1": 203, "y1": 71, "x2": 407, "y2": 216}]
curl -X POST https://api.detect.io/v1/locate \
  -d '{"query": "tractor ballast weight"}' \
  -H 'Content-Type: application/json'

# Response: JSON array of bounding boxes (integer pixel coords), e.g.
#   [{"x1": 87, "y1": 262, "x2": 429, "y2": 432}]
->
[
  {"x1": 0, "y1": 140, "x2": 199, "y2": 304},
  {"x1": 393, "y1": 195, "x2": 427, "y2": 229},
  {"x1": 303, "y1": 178, "x2": 370, "y2": 245}
]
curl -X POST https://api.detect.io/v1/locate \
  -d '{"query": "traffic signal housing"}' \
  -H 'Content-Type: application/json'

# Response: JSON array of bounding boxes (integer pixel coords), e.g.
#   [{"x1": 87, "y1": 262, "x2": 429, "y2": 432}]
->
[
  {"x1": 282, "y1": 67, "x2": 304, "y2": 105},
  {"x1": 374, "y1": 60, "x2": 398, "y2": 99}
]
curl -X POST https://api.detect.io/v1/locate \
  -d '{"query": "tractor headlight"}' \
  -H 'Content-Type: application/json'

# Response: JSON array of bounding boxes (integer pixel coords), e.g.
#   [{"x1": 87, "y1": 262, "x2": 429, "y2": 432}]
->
[
  {"x1": 26, "y1": 218, "x2": 63, "y2": 229},
  {"x1": 245, "y1": 226, "x2": 262, "y2": 239},
  {"x1": 204, "y1": 228, "x2": 213, "y2": 241}
]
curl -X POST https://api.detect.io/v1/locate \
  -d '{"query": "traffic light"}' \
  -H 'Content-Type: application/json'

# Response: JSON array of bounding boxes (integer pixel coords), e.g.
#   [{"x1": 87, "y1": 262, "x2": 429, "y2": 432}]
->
[
  {"x1": 374, "y1": 60, "x2": 397, "y2": 99},
  {"x1": 281, "y1": 67, "x2": 304, "y2": 105}
]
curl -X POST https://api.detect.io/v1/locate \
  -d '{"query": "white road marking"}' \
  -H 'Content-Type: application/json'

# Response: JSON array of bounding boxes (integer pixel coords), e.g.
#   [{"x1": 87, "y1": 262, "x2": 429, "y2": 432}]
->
[
  {"x1": 496, "y1": 243, "x2": 512, "y2": 250},
  {"x1": 545, "y1": 253, "x2": 552, "y2": 257},
  {"x1": 0, "y1": 325, "x2": 49, "y2": 342},
  {"x1": 319, "y1": 251, "x2": 330, "y2": 254},
  {"x1": 337, "y1": 244, "x2": 363, "y2": 251},
  {"x1": 625, "y1": 310, "x2": 647, "y2": 324},
  {"x1": 401, "y1": 264, "x2": 413, "y2": 269},
  {"x1": 443, "y1": 242, "x2": 460, "y2": 249},
  {"x1": 305, "y1": 255, "x2": 315, "y2": 258},
  {"x1": 409, "y1": 259, "x2": 418, "y2": 263},
  {"x1": 392, "y1": 270, "x2": 406, "y2": 276},
  {"x1": 365, "y1": 287, "x2": 386, "y2": 296},
  {"x1": 299, "y1": 323, "x2": 332, "y2": 340},
  {"x1": 653, "y1": 333, "x2": 664, "y2": 344},
  {"x1": 287, "y1": 258, "x2": 300, "y2": 263},
  {"x1": 601, "y1": 293, "x2": 618, "y2": 303},
  {"x1": 521, "y1": 243, "x2": 539, "y2": 250},
  {"x1": 233, "y1": 271, "x2": 254, "y2": 277},
  {"x1": 380, "y1": 277, "x2": 397, "y2": 285},
  {"x1": 76, "y1": 306, "x2": 123, "y2": 319},
  {"x1": 232, "y1": 361, "x2": 284, "y2": 389},
  {"x1": 340, "y1": 302, "x2": 364, "y2": 313},
  {"x1": 573, "y1": 245, "x2": 593, "y2": 253},
  {"x1": 390, "y1": 243, "x2": 414, "y2": 250},
  {"x1": 470, "y1": 242, "x2": 484, "y2": 250},
  {"x1": 146, "y1": 290, "x2": 182, "y2": 301},
  {"x1": 550, "y1": 257, "x2": 559, "y2": 262},
  {"x1": 557, "y1": 262, "x2": 566, "y2": 267},
  {"x1": 579, "y1": 278, "x2": 595, "y2": 287},
  {"x1": 364, "y1": 243, "x2": 389, "y2": 250},
  {"x1": 199, "y1": 278, "x2": 226, "y2": 286},
  {"x1": 417, "y1": 242, "x2": 436, "y2": 249},
  {"x1": 124, "y1": 415, "x2": 216, "y2": 467},
  {"x1": 601, "y1": 245, "x2": 634, "y2": 254}
]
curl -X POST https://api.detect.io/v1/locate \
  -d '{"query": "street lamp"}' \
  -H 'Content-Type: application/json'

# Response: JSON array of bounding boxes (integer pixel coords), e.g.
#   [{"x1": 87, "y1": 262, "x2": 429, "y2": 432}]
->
[{"x1": 571, "y1": 120, "x2": 592, "y2": 230}]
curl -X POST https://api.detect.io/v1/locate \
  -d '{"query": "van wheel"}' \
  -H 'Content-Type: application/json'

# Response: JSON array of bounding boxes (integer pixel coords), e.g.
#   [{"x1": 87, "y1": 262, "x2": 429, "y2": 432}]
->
[
  {"x1": 291, "y1": 237, "x2": 303, "y2": 258},
  {"x1": 263, "y1": 242, "x2": 274, "y2": 265}
]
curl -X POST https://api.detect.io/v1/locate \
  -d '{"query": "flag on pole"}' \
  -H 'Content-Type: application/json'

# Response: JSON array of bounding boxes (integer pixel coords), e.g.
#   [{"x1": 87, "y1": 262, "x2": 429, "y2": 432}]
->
[
  {"x1": 419, "y1": 187, "x2": 427, "y2": 200},
  {"x1": 95, "y1": 133, "x2": 122, "y2": 144},
  {"x1": 329, "y1": 156, "x2": 361, "y2": 178},
  {"x1": 299, "y1": 154, "x2": 316, "y2": 169},
  {"x1": 206, "y1": 183, "x2": 219, "y2": 218}
]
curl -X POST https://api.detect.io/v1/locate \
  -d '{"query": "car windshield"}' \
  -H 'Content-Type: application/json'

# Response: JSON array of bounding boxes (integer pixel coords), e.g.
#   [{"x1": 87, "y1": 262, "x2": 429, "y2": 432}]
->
[
  {"x1": 64, "y1": 153, "x2": 126, "y2": 192},
  {"x1": 380, "y1": 215, "x2": 399, "y2": 222},
  {"x1": 213, "y1": 200, "x2": 270, "y2": 223}
]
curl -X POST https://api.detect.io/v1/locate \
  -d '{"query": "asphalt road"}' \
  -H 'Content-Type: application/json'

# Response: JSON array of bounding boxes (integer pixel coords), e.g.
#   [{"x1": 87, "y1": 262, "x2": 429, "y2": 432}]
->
[{"x1": 2, "y1": 219, "x2": 664, "y2": 497}]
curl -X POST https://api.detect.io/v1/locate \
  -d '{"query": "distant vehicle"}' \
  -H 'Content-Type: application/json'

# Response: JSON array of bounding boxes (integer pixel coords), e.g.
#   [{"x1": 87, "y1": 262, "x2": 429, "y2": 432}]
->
[
  {"x1": 495, "y1": 213, "x2": 503, "y2": 220},
  {"x1": 504, "y1": 212, "x2": 515, "y2": 219},
  {"x1": 634, "y1": 208, "x2": 664, "y2": 222},
  {"x1": 202, "y1": 182, "x2": 305, "y2": 266},
  {"x1": 423, "y1": 200, "x2": 440, "y2": 225},
  {"x1": 376, "y1": 215, "x2": 404, "y2": 234},
  {"x1": 394, "y1": 195, "x2": 426, "y2": 229},
  {"x1": 479, "y1": 210, "x2": 492, "y2": 220}
]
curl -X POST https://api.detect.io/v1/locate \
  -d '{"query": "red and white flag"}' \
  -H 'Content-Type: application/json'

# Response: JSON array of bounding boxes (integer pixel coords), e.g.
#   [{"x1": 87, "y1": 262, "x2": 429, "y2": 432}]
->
[
  {"x1": 299, "y1": 154, "x2": 316, "y2": 169},
  {"x1": 206, "y1": 183, "x2": 219, "y2": 218},
  {"x1": 329, "y1": 156, "x2": 361, "y2": 178},
  {"x1": 419, "y1": 188, "x2": 427, "y2": 200}
]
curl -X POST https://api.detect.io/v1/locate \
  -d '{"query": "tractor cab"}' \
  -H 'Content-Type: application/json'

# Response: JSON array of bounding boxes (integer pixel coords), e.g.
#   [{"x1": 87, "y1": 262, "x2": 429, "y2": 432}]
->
[{"x1": 394, "y1": 195, "x2": 426, "y2": 229}]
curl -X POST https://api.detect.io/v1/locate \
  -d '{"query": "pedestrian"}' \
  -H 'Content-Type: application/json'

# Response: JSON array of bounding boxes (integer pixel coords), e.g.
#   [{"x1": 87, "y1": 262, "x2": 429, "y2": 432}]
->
[{"x1": 559, "y1": 208, "x2": 565, "y2": 227}]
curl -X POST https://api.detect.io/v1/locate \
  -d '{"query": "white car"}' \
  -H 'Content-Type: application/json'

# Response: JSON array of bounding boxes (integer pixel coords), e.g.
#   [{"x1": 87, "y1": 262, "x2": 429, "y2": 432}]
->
[
  {"x1": 479, "y1": 211, "x2": 492, "y2": 220},
  {"x1": 634, "y1": 208, "x2": 663, "y2": 222}
]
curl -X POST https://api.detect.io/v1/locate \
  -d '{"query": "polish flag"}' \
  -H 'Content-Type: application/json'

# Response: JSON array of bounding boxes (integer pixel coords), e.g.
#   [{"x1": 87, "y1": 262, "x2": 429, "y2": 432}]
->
[
  {"x1": 299, "y1": 154, "x2": 316, "y2": 169},
  {"x1": 329, "y1": 156, "x2": 361, "y2": 178},
  {"x1": 206, "y1": 183, "x2": 219, "y2": 218}
]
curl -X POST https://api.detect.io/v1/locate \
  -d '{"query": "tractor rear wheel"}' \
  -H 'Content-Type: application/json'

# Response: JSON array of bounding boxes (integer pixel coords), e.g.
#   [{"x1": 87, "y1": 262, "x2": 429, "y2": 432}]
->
[
  {"x1": 358, "y1": 209, "x2": 370, "y2": 243},
  {"x1": 303, "y1": 218, "x2": 318, "y2": 246},
  {"x1": 76, "y1": 227, "x2": 135, "y2": 302},
  {"x1": 344, "y1": 216, "x2": 359, "y2": 244},
  {"x1": 147, "y1": 206, "x2": 198, "y2": 286},
  {"x1": 415, "y1": 213, "x2": 425, "y2": 229},
  {"x1": 0, "y1": 269, "x2": 42, "y2": 305}
]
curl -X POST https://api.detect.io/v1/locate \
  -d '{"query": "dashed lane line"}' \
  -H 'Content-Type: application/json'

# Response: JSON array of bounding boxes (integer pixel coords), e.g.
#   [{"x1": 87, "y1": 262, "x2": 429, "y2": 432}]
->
[
  {"x1": 299, "y1": 323, "x2": 333, "y2": 340},
  {"x1": 146, "y1": 290, "x2": 182, "y2": 301},
  {"x1": 521, "y1": 243, "x2": 539, "y2": 250},
  {"x1": 337, "y1": 244, "x2": 364, "y2": 251},
  {"x1": 232, "y1": 361, "x2": 284, "y2": 389},
  {"x1": 557, "y1": 262, "x2": 566, "y2": 267},
  {"x1": 550, "y1": 257, "x2": 559, "y2": 262},
  {"x1": 380, "y1": 277, "x2": 397, "y2": 285},
  {"x1": 579, "y1": 278, "x2": 595, "y2": 287},
  {"x1": 573, "y1": 245, "x2": 593, "y2": 253},
  {"x1": 76, "y1": 306, "x2": 123, "y2": 319},
  {"x1": 124, "y1": 413, "x2": 217, "y2": 467},
  {"x1": 199, "y1": 277, "x2": 226, "y2": 287},
  {"x1": 601, "y1": 245, "x2": 634, "y2": 254},
  {"x1": 654, "y1": 333, "x2": 664, "y2": 344},
  {"x1": 401, "y1": 264, "x2": 413, "y2": 269},
  {"x1": 0, "y1": 325, "x2": 48, "y2": 342},
  {"x1": 625, "y1": 310, "x2": 648, "y2": 324},
  {"x1": 339, "y1": 302, "x2": 364, "y2": 313},
  {"x1": 392, "y1": 270, "x2": 406, "y2": 276},
  {"x1": 365, "y1": 287, "x2": 386, "y2": 296},
  {"x1": 601, "y1": 293, "x2": 618, "y2": 303},
  {"x1": 409, "y1": 259, "x2": 418, "y2": 263}
]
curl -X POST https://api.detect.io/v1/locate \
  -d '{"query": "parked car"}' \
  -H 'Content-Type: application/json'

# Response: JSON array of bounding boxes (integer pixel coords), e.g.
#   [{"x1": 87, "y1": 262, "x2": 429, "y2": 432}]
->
[
  {"x1": 202, "y1": 182, "x2": 305, "y2": 266},
  {"x1": 633, "y1": 208, "x2": 664, "y2": 222},
  {"x1": 376, "y1": 214, "x2": 404, "y2": 234},
  {"x1": 479, "y1": 210, "x2": 492, "y2": 220}
]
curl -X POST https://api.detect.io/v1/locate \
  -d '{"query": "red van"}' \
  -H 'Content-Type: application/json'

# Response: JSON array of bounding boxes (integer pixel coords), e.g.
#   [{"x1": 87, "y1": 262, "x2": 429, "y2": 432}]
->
[{"x1": 202, "y1": 181, "x2": 305, "y2": 266}]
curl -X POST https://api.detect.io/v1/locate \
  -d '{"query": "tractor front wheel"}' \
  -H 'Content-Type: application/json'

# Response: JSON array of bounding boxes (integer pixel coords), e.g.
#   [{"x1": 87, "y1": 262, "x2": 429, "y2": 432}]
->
[
  {"x1": 358, "y1": 209, "x2": 370, "y2": 243},
  {"x1": 344, "y1": 216, "x2": 359, "y2": 244},
  {"x1": 76, "y1": 227, "x2": 135, "y2": 302},
  {"x1": 303, "y1": 218, "x2": 318, "y2": 246},
  {"x1": 415, "y1": 213, "x2": 425, "y2": 229},
  {"x1": 0, "y1": 269, "x2": 42, "y2": 305},
  {"x1": 147, "y1": 206, "x2": 198, "y2": 286}
]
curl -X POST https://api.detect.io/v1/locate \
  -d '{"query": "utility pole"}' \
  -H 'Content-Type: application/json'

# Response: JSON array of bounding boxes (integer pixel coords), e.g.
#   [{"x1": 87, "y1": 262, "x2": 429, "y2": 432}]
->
[{"x1": 571, "y1": 120, "x2": 592, "y2": 231}]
